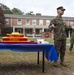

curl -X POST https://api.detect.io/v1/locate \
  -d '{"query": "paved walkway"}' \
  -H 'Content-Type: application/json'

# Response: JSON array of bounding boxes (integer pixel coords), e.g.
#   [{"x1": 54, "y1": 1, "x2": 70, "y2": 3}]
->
[{"x1": 67, "y1": 43, "x2": 70, "y2": 46}]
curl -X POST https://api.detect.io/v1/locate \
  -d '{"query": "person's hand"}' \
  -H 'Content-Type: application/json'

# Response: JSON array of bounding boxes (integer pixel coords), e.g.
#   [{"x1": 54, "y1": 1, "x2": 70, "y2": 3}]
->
[
  {"x1": 71, "y1": 26, "x2": 74, "y2": 29},
  {"x1": 51, "y1": 24, "x2": 56, "y2": 28}
]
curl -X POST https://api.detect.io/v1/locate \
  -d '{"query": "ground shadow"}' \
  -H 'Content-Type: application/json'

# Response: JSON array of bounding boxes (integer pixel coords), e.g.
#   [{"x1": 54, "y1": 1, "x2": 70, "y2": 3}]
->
[{"x1": 0, "y1": 62, "x2": 42, "y2": 74}]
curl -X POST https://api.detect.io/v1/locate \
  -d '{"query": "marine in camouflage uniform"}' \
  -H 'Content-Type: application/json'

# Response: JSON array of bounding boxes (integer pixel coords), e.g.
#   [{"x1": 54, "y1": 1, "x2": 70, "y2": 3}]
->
[
  {"x1": 49, "y1": 16, "x2": 67, "y2": 64},
  {"x1": 69, "y1": 29, "x2": 74, "y2": 52},
  {"x1": 49, "y1": 6, "x2": 70, "y2": 66}
]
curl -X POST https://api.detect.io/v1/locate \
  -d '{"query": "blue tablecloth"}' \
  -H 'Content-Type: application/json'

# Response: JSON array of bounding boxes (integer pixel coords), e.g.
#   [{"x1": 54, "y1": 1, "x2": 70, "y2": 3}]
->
[{"x1": 0, "y1": 43, "x2": 58, "y2": 61}]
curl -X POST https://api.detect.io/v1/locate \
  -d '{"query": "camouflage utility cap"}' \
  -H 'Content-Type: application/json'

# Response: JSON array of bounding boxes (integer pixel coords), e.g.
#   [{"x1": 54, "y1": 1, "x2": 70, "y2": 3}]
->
[{"x1": 57, "y1": 6, "x2": 65, "y2": 11}]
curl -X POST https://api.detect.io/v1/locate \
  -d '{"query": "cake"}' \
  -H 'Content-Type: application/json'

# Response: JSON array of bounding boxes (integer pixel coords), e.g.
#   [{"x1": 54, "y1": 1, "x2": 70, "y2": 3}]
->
[{"x1": 2, "y1": 32, "x2": 28, "y2": 42}]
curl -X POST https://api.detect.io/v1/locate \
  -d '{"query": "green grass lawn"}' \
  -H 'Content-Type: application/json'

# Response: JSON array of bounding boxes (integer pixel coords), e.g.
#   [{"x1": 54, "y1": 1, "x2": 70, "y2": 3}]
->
[
  {"x1": 0, "y1": 37, "x2": 74, "y2": 75},
  {"x1": 0, "y1": 46, "x2": 74, "y2": 75},
  {"x1": 28, "y1": 37, "x2": 70, "y2": 44}
]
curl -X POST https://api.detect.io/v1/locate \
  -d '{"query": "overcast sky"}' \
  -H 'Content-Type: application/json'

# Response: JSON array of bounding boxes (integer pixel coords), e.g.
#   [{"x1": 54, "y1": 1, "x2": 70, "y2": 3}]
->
[{"x1": 0, "y1": 0, "x2": 74, "y2": 17}]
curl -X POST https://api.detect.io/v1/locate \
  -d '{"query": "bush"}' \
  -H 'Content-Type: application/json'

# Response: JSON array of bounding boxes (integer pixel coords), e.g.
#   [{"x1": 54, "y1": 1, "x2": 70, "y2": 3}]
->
[{"x1": 1, "y1": 27, "x2": 13, "y2": 36}]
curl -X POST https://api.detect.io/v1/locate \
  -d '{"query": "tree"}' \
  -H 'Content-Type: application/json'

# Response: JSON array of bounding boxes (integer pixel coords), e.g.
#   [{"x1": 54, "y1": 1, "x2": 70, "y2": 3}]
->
[
  {"x1": 0, "y1": 6, "x2": 5, "y2": 26},
  {"x1": 12, "y1": 8, "x2": 24, "y2": 15},
  {"x1": 0, "y1": 3, "x2": 13, "y2": 14},
  {"x1": 0, "y1": 3, "x2": 24, "y2": 15},
  {"x1": 26, "y1": 11, "x2": 34, "y2": 15}
]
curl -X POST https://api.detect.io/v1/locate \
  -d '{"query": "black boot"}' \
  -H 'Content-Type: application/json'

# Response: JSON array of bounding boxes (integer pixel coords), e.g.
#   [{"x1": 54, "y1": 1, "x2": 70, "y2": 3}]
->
[
  {"x1": 53, "y1": 60, "x2": 58, "y2": 67},
  {"x1": 69, "y1": 48, "x2": 72, "y2": 52},
  {"x1": 69, "y1": 43, "x2": 73, "y2": 52},
  {"x1": 60, "y1": 60, "x2": 67, "y2": 67}
]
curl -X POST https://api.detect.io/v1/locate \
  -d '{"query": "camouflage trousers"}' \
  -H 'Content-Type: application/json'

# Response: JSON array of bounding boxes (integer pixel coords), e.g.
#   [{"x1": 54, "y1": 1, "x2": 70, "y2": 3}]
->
[
  {"x1": 70, "y1": 39, "x2": 74, "y2": 50},
  {"x1": 54, "y1": 40, "x2": 66, "y2": 62}
]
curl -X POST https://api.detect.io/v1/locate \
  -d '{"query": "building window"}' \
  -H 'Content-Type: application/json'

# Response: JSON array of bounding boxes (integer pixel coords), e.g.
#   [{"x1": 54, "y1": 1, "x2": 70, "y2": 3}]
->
[
  {"x1": 5, "y1": 19, "x2": 9, "y2": 25},
  {"x1": 39, "y1": 20, "x2": 43, "y2": 25},
  {"x1": 32, "y1": 20, "x2": 36, "y2": 25},
  {"x1": 46, "y1": 20, "x2": 50, "y2": 26},
  {"x1": 70, "y1": 21, "x2": 74, "y2": 27},
  {"x1": 26, "y1": 19, "x2": 30, "y2": 25},
  {"x1": 17, "y1": 19, "x2": 22, "y2": 25}
]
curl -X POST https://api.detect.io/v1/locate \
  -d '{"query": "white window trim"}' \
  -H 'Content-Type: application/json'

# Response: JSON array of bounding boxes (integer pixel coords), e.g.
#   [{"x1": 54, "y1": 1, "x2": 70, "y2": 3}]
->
[
  {"x1": 6, "y1": 19, "x2": 9, "y2": 25},
  {"x1": 46, "y1": 20, "x2": 50, "y2": 26},
  {"x1": 32, "y1": 19, "x2": 36, "y2": 25},
  {"x1": 17, "y1": 19, "x2": 22, "y2": 25},
  {"x1": 26, "y1": 19, "x2": 30, "y2": 25},
  {"x1": 39, "y1": 20, "x2": 43, "y2": 25},
  {"x1": 70, "y1": 21, "x2": 74, "y2": 27}
]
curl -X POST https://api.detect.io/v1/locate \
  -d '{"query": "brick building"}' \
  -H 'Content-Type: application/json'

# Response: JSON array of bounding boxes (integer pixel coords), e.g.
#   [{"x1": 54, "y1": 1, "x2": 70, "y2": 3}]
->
[{"x1": 0, "y1": 14, "x2": 74, "y2": 38}]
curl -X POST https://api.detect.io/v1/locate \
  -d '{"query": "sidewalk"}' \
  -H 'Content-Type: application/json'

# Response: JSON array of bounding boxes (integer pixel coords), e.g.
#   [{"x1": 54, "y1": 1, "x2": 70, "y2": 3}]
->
[{"x1": 67, "y1": 43, "x2": 70, "y2": 46}]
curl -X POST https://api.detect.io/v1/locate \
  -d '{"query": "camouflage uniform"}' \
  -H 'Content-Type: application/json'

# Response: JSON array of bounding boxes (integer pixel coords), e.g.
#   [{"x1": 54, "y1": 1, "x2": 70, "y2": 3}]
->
[
  {"x1": 49, "y1": 16, "x2": 68, "y2": 62},
  {"x1": 69, "y1": 29, "x2": 74, "y2": 51}
]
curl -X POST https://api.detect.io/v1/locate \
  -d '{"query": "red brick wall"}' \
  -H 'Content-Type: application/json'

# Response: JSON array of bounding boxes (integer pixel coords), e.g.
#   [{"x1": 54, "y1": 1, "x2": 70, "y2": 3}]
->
[
  {"x1": 5, "y1": 18, "x2": 71, "y2": 27},
  {"x1": 12, "y1": 18, "x2": 17, "y2": 26},
  {"x1": 22, "y1": 18, "x2": 26, "y2": 25},
  {"x1": 43, "y1": 19, "x2": 46, "y2": 25},
  {"x1": 36, "y1": 19, "x2": 39, "y2": 25}
]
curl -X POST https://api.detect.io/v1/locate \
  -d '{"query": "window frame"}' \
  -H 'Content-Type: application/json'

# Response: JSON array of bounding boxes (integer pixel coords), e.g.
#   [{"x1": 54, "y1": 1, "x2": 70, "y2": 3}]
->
[
  {"x1": 5, "y1": 19, "x2": 9, "y2": 25},
  {"x1": 26, "y1": 19, "x2": 30, "y2": 25},
  {"x1": 17, "y1": 19, "x2": 22, "y2": 25},
  {"x1": 46, "y1": 20, "x2": 50, "y2": 26},
  {"x1": 39, "y1": 20, "x2": 43, "y2": 25},
  {"x1": 70, "y1": 21, "x2": 74, "y2": 27},
  {"x1": 32, "y1": 19, "x2": 36, "y2": 25}
]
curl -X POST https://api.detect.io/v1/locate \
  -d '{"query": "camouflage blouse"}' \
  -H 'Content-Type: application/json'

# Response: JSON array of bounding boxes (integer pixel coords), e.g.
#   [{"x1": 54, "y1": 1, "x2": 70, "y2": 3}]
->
[
  {"x1": 71, "y1": 29, "x2": 74, "y2": 40},
  {"x1": 49, "y1": 16, "x2": 67, "y2": 40}
]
